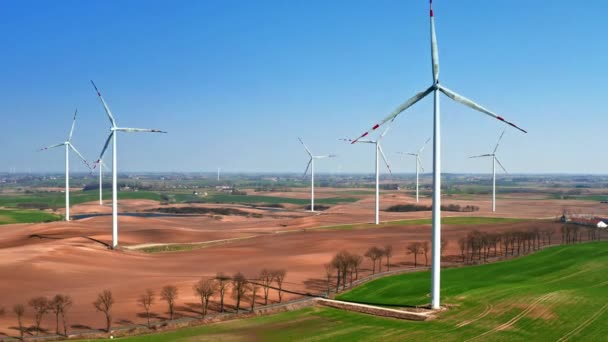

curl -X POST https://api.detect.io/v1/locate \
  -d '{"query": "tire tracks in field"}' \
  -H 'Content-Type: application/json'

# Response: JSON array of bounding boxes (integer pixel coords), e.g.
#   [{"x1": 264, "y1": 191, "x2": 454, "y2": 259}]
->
[
  {"x1": 455, "y1": 303, "x2": 493, "y2": 328},
  {"x1": 465, "y1": 293, "x2": 555, "y2": 342},
  {"x1": 556, "y1": 303, "x2": 608, "y2": 342}
]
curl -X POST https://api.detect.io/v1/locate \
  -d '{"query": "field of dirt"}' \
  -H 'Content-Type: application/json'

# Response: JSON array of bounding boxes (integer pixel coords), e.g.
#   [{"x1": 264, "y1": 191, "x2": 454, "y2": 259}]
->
[{"x1": 0, "y1": 190, "x2": 606, "y2": 338}]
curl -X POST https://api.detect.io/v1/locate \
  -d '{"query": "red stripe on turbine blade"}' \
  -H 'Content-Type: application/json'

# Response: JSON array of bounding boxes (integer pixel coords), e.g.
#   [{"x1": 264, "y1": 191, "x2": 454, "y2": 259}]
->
[
  {"x1": 372, "y1": 124, "x2": 380, "y2": 130},
  {"x1": 430, "y1": 9, "x2": 434, "y2": 17},
  {"x1": 496, "y1": 116, "x2": 505, "y2": 121},
  {"x1": 361, "y1": 132, "x2": 369, "y2": 138}
]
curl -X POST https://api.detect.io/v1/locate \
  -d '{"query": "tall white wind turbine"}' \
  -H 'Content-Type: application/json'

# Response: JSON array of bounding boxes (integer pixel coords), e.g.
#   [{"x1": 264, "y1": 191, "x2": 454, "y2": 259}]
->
[
  {"x1": 299, "y1": 138, "x2": 336, "y2": 212},
  {"x1": 39, "y1": 110, "x2": 90, "y2": 221},
  {"x1": 341, "y1": 125, "x2": 393, "y2": 225},
  {"x1": 350, "y1": 0, "x2": 527, "y2": 309},
  {"x1": 91, "y1": 81, "x2": 167, "y2": 249},
  {"x1": 470, "y1": 130, "x2": 508, "y2": 212},
  {"x1": 397, "y1": 137, "x2": 430, "y2": 203}
]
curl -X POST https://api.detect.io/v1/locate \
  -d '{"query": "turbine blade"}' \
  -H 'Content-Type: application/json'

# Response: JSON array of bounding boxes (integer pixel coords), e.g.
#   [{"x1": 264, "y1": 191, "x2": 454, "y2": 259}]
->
[
  {"x1": 418, "y1": 156, "x2": 425, "y2": 173},
  {"x1": 38, "y1": 143, "x2": 65, "y2": 151},
  {"x1": 68, "y1": 109, "x2": 78, "y2": 141},
  {"x1": 315, "y1": 154, "x2": 337, "y2": 159},
  {"x1": 97, "y1": 132, "x2": 114, "y2": 162},
  {"x1": 493, "y1": 129, "x2": 506, "y2": 154},
  {"x1": 495, "y1": 157, "x2": 509, "y2": 174},
  {"x1": 437, "y1": 84, "x2": 527, "y2": 134},
  {"x1": 351, "y1": 85, "x2": 434, "y2": 143},
  {"x1": 69, "y1": 143, "x2": 90, "y2": 169},
  {"x1": 469, "y1": 154, "x2": 493, "y2": 159},
  {"x1": 418, "y1": 137, "x2": 432, "y2": 154},
  {"x1": 91, "y1": 80, "x2": 117, "y2": 127},
  {"x1": 430, "y1": 0, "x2": 439, "y2": 82},
  {"x1": 298, "y1": 137, "x2": 312, "y2": 156},
  {"x1": 378, "y1": 121, "x2": 394, "y2": 140},
  {"x1": 303, "y1": 158, "x2": 312, "y2": 176},
  {"x1": 115, "y1": 127, "x2": 167, "y2": 133},
  {"x1": 378, "y1": 145, "x2": 392, "y2": 175}
]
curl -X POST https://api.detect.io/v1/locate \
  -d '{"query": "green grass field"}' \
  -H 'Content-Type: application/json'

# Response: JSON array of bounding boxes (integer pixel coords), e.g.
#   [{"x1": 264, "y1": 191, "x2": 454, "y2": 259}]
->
[
  {"x1": 0, "y1": 209, "x2": 61, "y2": 224},
  {"x1": 320, "y1": 216, "x2": 528, "y2": 231},
  {"x1": 0, "y1": 191, "x2": 162, "y2": 209},
  {"x1": 93, "y1": 242, "x2": 608, "y2": 341}
]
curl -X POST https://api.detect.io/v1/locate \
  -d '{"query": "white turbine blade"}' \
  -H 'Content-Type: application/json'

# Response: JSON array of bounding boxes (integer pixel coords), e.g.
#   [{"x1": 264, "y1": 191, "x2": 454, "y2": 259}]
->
[
  {"x1": 67, "y1": 109, "x2": 78, "y2": 141},
  {"x1": 315, "y1": 154, "x2": 336, "y2": 159},
  {"x1": 69, "y1": 143, "x2": 91, "y2": 169},
  {"x1": 303, "y1": 158, "x2": 312, "y2": 176},
  {"x1": 91, "y1": 80, "x2": 117, "y2": 128},
  {"x1": 495, "y1": 157, "x2": 509, "y2": 174},
  {"x1": 39, "y1": 142, "x2": 65, "y2": 151},
  {"x1": 418, "y1": 156, "x2": 425, "y2": 173},
  {"x1": 351, "y1": 85, "x2": 434, "y2": 143},
  {"x1": 469, "y1": 154, "x2": 493, "y2": 159},
  {"x1": 430, "y1": 0, "x2": 439, "y2": 82},
  {"x1": 96, "y1": 132, "x2": 114, "y2": 163},
  {"x1": 418, "y1": 137, "x2": 432, "y2": 154},
  {"x1": 298, "y1": 137, "x2": 312, "y2": 156},
  {"x1": 378, "y1": 145, "x2": 392, "y2": 175},
  {"x1": 378, "y1": 121, "x2": 394, "y2": 140},
  {"x1": 493, "y1": 129, "x2": 506, "y2": 154},
  {"x1": 437, "y1": 84, "x2": 527, "y2": 134},
  {"x1": 116, "y1": 127, "x2": 167, "y2": 133},
  {"x1": 395, "y1": 152, "x2": 417, "y2": 157}
]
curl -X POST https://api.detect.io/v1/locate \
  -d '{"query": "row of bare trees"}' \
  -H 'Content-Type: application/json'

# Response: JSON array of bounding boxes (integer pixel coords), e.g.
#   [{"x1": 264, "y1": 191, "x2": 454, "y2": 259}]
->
[
  {"x1": 6, "y1": 270, "x2": 287, "y2": 338},
  {"x1": 406, "y1": 239, "x2": 448, "y2": 267},
  {"x1": 561, "y1": 224, "x2": 603, "y2": 244}
]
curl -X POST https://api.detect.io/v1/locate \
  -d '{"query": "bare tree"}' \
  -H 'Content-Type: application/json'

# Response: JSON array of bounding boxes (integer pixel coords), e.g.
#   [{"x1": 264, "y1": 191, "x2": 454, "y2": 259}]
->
[
  {"x1": 137, "y1": 289, "x2": 155, "y2": 328},
  {"x1": 193, "y1": 278, "x2": 216, "y2": 318},
  {"x1": 160, "y1": 285, "x2": 178, "y2": 320},
  {"x1": 352, "y1": 253, "x2": 363, "y2": 280},
  {"x1": 259, "y1": 269, "x2": 273, "y2": 305},
  {"x1": 364, "y1": 246, "x2": 382, "y2": 274},
  {"x1": 384, "y1": 245, "x2": 393, "y2": 271},
  {"x1": 13, "y1": 304, "x2": 25, "y2": 341},
  {"x1": 232, "y1": 272, "x2": 248, "y2": 313},
  {"x1": 272, "y1": 269, "x2": 287, "y2": 302},
  {"x1": 422, "y1": 241, "x2": 430, "y2": 266},
  {"x1": 93, "y1": 289, "x2": 114, "y2": 332},
  {"x1": 247, "y1": 282, "x2": 261, "y2": 311},
  {"x1": 406, "y1": 242, "x2": 423, "y2": 268},
  {"x1": 28, "y1": 296, "x2": 49, "y2": 335},
  {"x1": 50, "y1": 294, "x2": 73, "y2": 336},
  {"x1": 323, "y1": 263, "x2": 333, "y2": 295},
  {"x1": 458, "y1": 237, "x2": 467, "y2": 262},
  {"x1": 216, "y1": 272, "x2": 231, "y2": 313}
]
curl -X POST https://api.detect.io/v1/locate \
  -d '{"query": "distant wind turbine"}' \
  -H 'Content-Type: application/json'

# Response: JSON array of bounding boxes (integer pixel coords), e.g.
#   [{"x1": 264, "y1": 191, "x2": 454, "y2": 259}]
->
[
  {"x1": 470, "y1": 129, "x2": 508, "y2": 212},
  {"x1": 350, "y1": 0, "x2": 527, "y2": 309},
  {"x1": 91, "y1": 81, "x2": 167, "y2": 249},
  {"x1": 98, "y1": 159, "x2": 110, "y2": 205},
  {"x1": 39, "y1": 110, "x2": 89, "y2": 221},
  {"x1": 299, "y1": 138, "x2": 336, "y2": 212},
  {"x1": 396, "y1": 137, "x2": 431, "y2": 203},
  {"x1": 341, "y1": 124, "x2": 393, "y2": 225}
]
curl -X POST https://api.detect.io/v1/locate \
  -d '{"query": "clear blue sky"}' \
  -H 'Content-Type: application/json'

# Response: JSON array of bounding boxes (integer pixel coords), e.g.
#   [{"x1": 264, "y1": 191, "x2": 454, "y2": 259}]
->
[{"x1": 1, "y1": 0, "x2": 606, "y2": 174}]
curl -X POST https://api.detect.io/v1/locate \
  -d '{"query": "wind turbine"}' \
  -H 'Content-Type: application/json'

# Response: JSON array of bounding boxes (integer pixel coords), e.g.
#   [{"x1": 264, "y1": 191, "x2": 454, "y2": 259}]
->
[
  {"x1": 470, "y1": 130, "x2": 508, "y2": 212},
  {"x1": 350, "y1": 0, "x2": 526, "y2": 309},
  {"x1": 396, "y1": 137, "x2": 430, "y2": 203},
  {"x1": 98, "y1": 159, "x2": 110, "y2": 205},
  {"x1": 91, "y1": 81, "x2": 167, "y2": 249},
  {"x1": 39, "y1": 110, "x2": 89, "y2": 221},
  {"x1": 299, "y1": 137, "x2": 335, "y2": 212},
  {"x1": 341, "y1": 125, "x2": 393, "y2": 225}
]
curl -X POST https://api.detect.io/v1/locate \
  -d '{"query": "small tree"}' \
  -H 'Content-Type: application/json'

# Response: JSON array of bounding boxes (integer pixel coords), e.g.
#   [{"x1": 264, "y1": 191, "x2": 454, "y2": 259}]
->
[
  {"x1": 137, "y1": 289, "x2": 155, "y2": 328},
  {"x1": 407, "y1": 242, "x2": 422, "y2": 268},
  {"x1": 216, "y1": 272, "x2": 231, "y2": 313},
  {"x1": 422, "y1": 241, "x2": 430, "y2": 266},
  {"x1": 50, "y1": 294, "x2": 73, "y2": 336},
  {"x1": 28, "y1": 296, "x2": 49, "y2": 335},
  {"x1": 364, "y1": 247, "x2": 382, "y2": 274},
  {"x1": 272, "y1": 269, "x2": 287, "y2": 302},
  {"x1": 193, "y1": 278, "x2": 216, "y2": 317},
  {"x1": 248, "y1": 282, "x2": 261, "y2": 311},
  {"x1": 384, "y1": 245, "x2": 393, "y2": 271},
  {"x1": 13, "y1": 304, "x2": 25, "y2": 340},
  {"x1": 323, "y1": 263, "x2": 333, "y2": 295},
  {"x1": 458, "y1": 237, "x2": 467, "y2": 262},
  {"x1": 160, "y1": 285, "x2": 178, "y2": 320},
  {"x1": 352, "y1": 253, "x2": 363, "y2": 280},
  {"x1": 259, "y1": 269, "x2": 273, "y2": 305},
  {"x1": 93, "y1": 289, "x2": 114, "y2": 332},
  {"x1": 232, "y1": 272, "x2": 248, "y2": 313}
]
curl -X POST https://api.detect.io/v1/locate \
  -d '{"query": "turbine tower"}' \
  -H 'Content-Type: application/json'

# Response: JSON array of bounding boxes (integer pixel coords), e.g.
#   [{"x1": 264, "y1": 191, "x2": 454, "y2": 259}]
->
[
  {"x1": 91, "y1": 81, "x2": 167, "y2": 249},
  {"x1": 39, "y1": 110, "x2": 89, "y2": 221},
  {"x1": 351, "y1": 0, "x2": 526, "y2": 309},
  {"x1": 341, "y1": 124, "x2": 393, "y2": 224},
  {"x1": 397, "y1": 137, "x2": 431, "y2": 203},
  {"x1": 470, "y1": 130, "x2": 508, "y2": 212},
  {"x1": 98, "y1": 159, "x2": 110, "y2": 205},
  {"x1": 299, "y1": 137, "x2": 335, "y2": 212}
]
